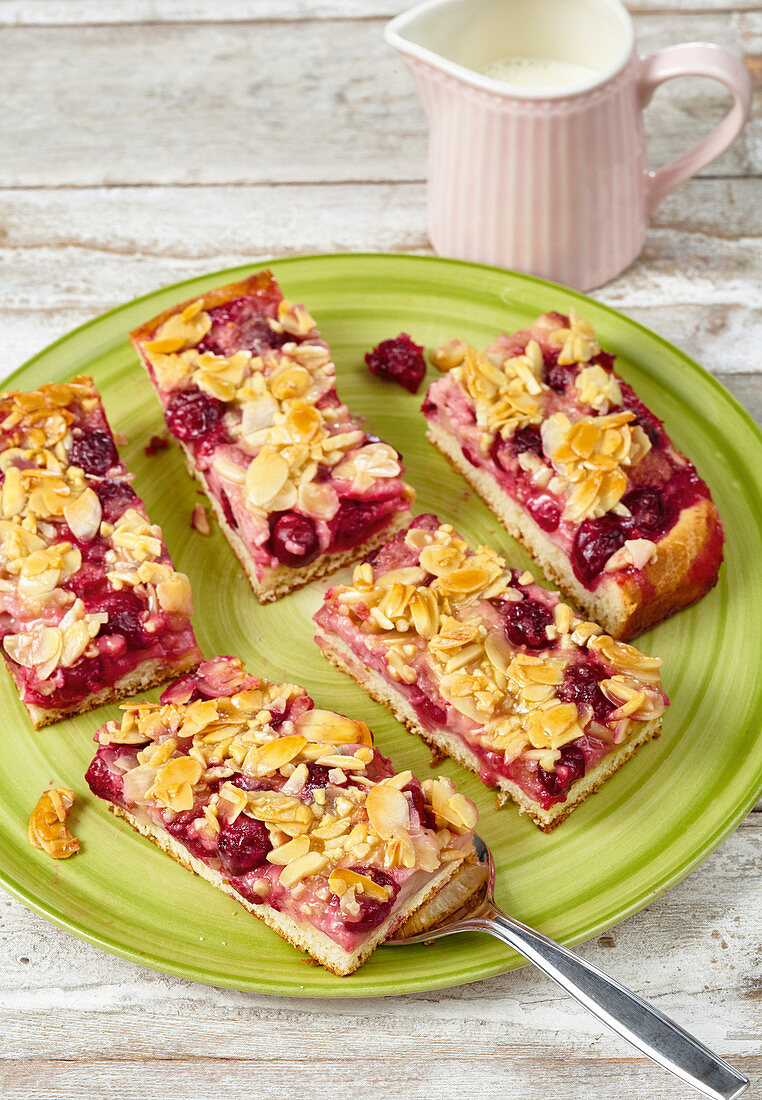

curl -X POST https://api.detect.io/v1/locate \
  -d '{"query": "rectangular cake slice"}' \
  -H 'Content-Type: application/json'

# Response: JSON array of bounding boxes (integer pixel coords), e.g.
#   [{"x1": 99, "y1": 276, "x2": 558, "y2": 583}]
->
[
  {"x1": 422, "y1": 311, "x2": 724, "y2": 639},
  {"x1": 130, "y1": 271, "x2": 414, "y2": 602},
  {"x1": 0, "y1": 376, "x2": 201, "y2": 728},
  {"x1": 314, "y1": 514, "x2": 668, "y2": 831},
  {"x1": 85, "y1": 655, "x2": 477, "y2": 976}
]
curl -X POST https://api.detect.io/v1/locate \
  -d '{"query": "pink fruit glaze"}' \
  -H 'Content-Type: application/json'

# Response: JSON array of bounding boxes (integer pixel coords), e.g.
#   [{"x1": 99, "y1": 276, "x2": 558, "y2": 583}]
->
[
  {"x1": 316, "y1": 515, "x2": 668, "y2": 812},
  {"x1": 422, "y1": 317, "x2": 723, "y2": 593},
  {"x1": 134, "y1": 276, "x2": 412, "y2": 582},
  {"x1": 86, "y1": 656, "x2": 469, "y2": 953}
]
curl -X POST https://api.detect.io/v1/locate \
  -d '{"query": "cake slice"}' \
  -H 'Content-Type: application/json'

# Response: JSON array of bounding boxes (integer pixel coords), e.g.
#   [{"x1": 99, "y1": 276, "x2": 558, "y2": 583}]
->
[
  {"x1": 0, "y1": 376, "x2": 201, "y2": 728},
  {"x1": 130, "y1": 271, "x2": 414, "y2": 602},
  {"x1": 422, "y1": 311, "x2": 724, "y2": 639},
  {"x1": 314, "y1": 514, "x2": 668, "y2": 831},
  {"x1": 85, "y1": 655, "x2": 477, "y2": 976}
]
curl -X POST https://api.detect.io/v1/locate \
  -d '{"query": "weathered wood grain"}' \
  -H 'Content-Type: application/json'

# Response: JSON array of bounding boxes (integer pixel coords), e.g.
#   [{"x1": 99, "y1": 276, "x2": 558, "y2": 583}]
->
[
  {"x1": 0, "y1": 2, "x2": 758, "y2": 1095},
  {"x1": 0, "y1": 0, "x2": 757, "y2": 26},
  {"x1": 0, "y1": 816, "x2": 758, "y2": 1096},
  {"x1": 0, "y1": 12, "x2": 757, "y2": 187},
  {"x1": 0, "y1": 178, "x2": 759, "y2": 376}
]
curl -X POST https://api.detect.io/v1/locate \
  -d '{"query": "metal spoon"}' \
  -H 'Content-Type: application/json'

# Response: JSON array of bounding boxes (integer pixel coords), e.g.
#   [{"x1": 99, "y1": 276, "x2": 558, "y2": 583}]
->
[{"x1": 391, "y1": 835, "x2": 749, "y2": 1100}]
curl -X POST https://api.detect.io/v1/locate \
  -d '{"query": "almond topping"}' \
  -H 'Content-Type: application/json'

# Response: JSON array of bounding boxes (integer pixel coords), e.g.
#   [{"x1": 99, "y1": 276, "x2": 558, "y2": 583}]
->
[
  {"x1": 293, "y1": 709, "x2": 372, "y2": 746},
  {"x1": 328, "y1": 867, "x2": 390, "y2": 900},
  {"x1": 28, "y1": 787, "x2": 79, "y2": 859},
  {"x1": 366, "y1": 784, "x2": 410, "y2": 840},
  {"x1": 63, "y1": 486, "x2": 102, "y2": 542},
  {"x1": 278, "y1": 851, "x2": 329, "y2": 887}
]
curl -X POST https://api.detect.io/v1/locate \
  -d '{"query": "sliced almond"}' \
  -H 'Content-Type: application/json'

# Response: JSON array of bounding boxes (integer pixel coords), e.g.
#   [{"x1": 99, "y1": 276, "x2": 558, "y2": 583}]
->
[
  {"x1": 64, "y1": 487, "x2": 102, "y2": 542},
  {"x1": 266, "y1": 835, "x2": 311, "y2": 865},
  {"x1": 293, "y1": 708, "x2": 372, "y2": 747},
  {"x1": 278, "y1": 851, "x2": 329, "y2": 887},
  {"x1": 366, "y1": 783, "x2": 410, "y2": 840},
  {"x1": 245, "y1": 448, "x2": 289, "y2": 507},
  {"x1": 258, "y1": 735, "x2": 307, "y2": 771}
]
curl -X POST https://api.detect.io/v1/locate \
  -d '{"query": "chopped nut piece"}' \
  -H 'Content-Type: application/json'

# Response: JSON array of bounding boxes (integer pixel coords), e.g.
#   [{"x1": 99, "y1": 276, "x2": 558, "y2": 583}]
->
[{"x1": 190, "y1": 503, "x2": 211, "y2": 536}]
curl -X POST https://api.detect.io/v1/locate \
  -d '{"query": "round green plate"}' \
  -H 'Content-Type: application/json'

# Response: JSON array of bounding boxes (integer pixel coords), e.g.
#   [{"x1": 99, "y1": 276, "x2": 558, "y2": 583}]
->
[{"x1": 2, "y1": 254, "x2": 761, "y2": 997}]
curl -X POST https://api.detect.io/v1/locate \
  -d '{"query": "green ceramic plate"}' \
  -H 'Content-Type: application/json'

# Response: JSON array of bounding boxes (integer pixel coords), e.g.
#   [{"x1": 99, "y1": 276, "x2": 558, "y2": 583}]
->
[{"x1": 1, "y1": 253, "x2": 761, "y2": 997}]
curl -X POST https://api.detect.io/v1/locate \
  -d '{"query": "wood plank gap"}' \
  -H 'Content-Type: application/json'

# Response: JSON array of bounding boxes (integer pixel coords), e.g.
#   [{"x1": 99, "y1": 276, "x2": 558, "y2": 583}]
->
[{"x1": 0, "y1": 179, "x2": 429, "y2": 191}]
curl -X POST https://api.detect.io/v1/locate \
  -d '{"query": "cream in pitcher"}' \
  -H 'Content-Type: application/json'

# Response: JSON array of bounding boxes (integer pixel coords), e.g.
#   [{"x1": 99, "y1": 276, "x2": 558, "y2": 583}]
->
[
  {"x1": 385, "y1": 0, "x2": 752, "y2": 290},
  {"x1": 480, "y1": 55, "x2": 597, "y2": 88}
]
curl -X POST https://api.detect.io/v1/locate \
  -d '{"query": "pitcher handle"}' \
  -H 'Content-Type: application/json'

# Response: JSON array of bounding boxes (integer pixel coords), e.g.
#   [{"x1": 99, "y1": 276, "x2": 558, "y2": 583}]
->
[{"x1": 638, "y1": 43, "x2": 752, "y2": 215}]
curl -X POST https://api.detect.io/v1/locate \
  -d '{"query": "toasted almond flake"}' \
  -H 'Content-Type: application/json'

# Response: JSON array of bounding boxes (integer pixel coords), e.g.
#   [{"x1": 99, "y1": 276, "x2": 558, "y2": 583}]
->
[
  {"x1": 156, "y1": 572, "x2": 193, "y2": 618},
  {"x1": 293, "y1": 708, "x2": 372, "y2": 746},
  {"x1": 258, "y1": 735, "x2": 308, "y2": 771},
  {"x1": 28, "y1": 788, "x2": 79, "y2": 859},
  {"x1": 366, "y1": 783, "x2": 410, "y2": 840},
  {"x1": 328, "y1": 867, "x2": 390, "y2": 900},
  {"x1": 278, "y1": 851, "x2": 329, "y2": 887},
  {"x1": 245, "y1": 447, "x2": 290, "y2": 507},
  {"x1": 63, "y1": 486, "x2": 102, "y2": 541},
  {"x1": 267, "y1": 835, "x2": 311, "y2": 865}
]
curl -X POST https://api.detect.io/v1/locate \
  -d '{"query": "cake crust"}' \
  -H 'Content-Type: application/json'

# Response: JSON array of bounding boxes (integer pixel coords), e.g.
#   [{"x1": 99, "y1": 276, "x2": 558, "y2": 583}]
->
[
  {"x1": 108, "y1": 802, "x2": 467, "y2": 976},
  {"x1": 314, "y1": 514, "x2": 667, "y2": 830},
  {"x1": 427, "y1": 419, "x2": 721, "y2": 640},
  {"x1": 316, "y1": 627, "x2": 661, "y2": 832},
  {"x1": 87, "y1": 656, "x2": 478, "y2": 975},
  {"x1": 131, "y1": 271, "x2": 413, "y2": 603},
  {"x1": 423, "y1": 312, "x2": 723, "y2": 640}
]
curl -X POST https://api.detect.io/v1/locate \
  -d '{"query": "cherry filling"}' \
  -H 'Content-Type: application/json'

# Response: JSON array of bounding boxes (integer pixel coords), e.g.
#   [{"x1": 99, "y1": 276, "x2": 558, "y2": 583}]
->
[
  {"x1": 557, "y1": 662, "x2": 614, "y2": 724},
  {"x1": 68, "y1": 429, "x2": 118, "y2": 476},
  {"x1": 527, "y1": 495, "x2": 561, "y2": 532},
  {"x1": 303, "y1": 764, "x2": 332, "y2": 792},
  {"x1": 328, "y1": 498, "x2": 393, "y2": 553},
  {"x1": 407, "y1": 685, "x2": 447, "y2": 728},
  {"x1": 267, "y1": 511, "x2": 320, "y2": 567},
  {"x1": 165, "y1": 810, "x2": 211, "y2": 861},
  {"x1": 85, "y1": 754, "x2": 125, "y2": 805},
  {"x1": 537, "y1": 745, "x2": 586, "y2": 798},
  {"x1": 620, "y1": 487, "x2": 668, "y2": 539},
  {"x1": 404, "y1": 779, "x2": 436, "y2": 831},
  {"x1": 365, "y1": 333, "x2": 426, "y2": 394},
  {"x1": 196, "y1": 297, "x2": 290, "y2": 356},
  {"x1": 345, "y1": 866, "x2": 399, "y2": 931},
  {"x1": 545, "y1": 359, "x2": 573, "y2": 393},
  {"x1": 165, "y1": 388, "x2": 226, "y2": 442},
  {"x1": 217, "y1": 814, "x2": 272, "y2": 875},
  {"x1": 572, "y1": 516, "x2": 626, "y2": 584},
  {"x1": 511, "y1": 425, "x2": 543, "y2": 456},
  {"x1": 219, "y1": 491, "x2": 238, "y2": 529},
  {"x1": 94, "y1": 589, "x2": 152, "y2": 649},
  {"x1": 95, "y1": 479, "x2": 137, "y2": 522},
  {"x1": 502, "y1": 598, "x2": 553, "y2": 649}
]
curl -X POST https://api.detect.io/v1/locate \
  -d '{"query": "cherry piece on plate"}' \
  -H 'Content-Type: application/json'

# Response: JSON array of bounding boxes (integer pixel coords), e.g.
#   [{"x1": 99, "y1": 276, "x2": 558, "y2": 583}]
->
[{"x1": 365, "y1": 333, "x2": 426, "y2": 394}]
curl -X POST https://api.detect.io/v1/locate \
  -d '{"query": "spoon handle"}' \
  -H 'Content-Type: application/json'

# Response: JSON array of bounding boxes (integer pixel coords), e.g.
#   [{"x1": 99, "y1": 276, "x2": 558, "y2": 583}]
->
[{"x1": 472, "y1": 905, "x2": 748, "y2": 1100}]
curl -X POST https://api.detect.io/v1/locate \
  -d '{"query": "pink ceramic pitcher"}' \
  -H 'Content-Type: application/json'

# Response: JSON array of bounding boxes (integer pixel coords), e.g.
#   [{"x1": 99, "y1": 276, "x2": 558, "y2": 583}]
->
[{"x1": 386, "y1": 0, "x2": 752, "y2": 290}]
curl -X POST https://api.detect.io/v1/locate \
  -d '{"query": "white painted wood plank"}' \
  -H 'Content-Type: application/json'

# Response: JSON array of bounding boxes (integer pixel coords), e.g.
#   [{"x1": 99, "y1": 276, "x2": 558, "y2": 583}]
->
[
  {"x1": 0, "y1": 816, "x2": 757, "y2": 1095},
  {"x1": 0, "y1": 13, "x2": 756, "y2": 187},
  {"x1": 0, "y1": 179, "x2": 760, "y2": 377},
  {"x1": 0, "y1": 0, "x2": 755, "y2": 26}
]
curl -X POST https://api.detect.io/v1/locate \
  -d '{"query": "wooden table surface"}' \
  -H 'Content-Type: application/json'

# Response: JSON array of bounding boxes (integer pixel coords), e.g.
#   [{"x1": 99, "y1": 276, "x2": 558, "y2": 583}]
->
[{"x1": 0, "y1": 1, "x2": 760, "y2": 1097}]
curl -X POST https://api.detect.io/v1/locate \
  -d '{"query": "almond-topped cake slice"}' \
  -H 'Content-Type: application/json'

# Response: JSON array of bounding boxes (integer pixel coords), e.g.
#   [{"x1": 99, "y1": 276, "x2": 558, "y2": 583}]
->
[
  {"x1": 86, "y1": 656, "x2": 477, "y2": 976},
  {"x1": 423, "y1": 311, "x2": 724, "y2": 639},
  {"x1": 314, "y1": 515, "x2": 668, "y2": 831},
  {"x1": 0, "y1": 376, "x2": 200, "y2": 728},
  {"x1": 130, "y1": 271, "x2": 414, "y2": 603}
]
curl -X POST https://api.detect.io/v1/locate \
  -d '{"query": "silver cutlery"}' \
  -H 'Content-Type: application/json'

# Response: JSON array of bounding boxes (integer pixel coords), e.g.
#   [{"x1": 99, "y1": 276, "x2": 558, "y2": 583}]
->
[{"x1": 392, "y1": 834, "x2": 749, "y2": 1100}]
